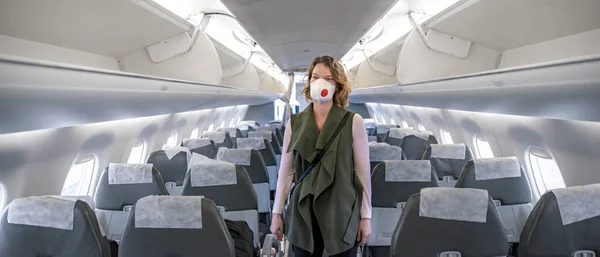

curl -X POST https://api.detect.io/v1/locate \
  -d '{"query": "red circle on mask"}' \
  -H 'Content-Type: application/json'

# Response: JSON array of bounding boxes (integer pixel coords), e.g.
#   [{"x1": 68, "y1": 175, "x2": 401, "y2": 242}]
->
[{"x1": 320, "y1": 89, "x2": 328, "y2": 97}]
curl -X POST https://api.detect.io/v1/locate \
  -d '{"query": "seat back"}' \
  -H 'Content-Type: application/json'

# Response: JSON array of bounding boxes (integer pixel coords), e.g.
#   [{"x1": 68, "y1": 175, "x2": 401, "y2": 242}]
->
[
  {"x1": 146, "y1": 146, "x2": 192, "y2": 195},
  {"x1": 391, "y1": 188, "x2": 508, "y2": 257},
  {"x1": 202, "y1": 131, "x2": 234, "y2": 149},
  {"x1": 384, "y1": 128, "x2": 417, "y2": 146},
  {"x1": 119, "y1": 196, "x2": 236, "y2": 257},
  {"x1": 216, "y1": 147, "x2": 270, "y2": 214},
  {"x1": 217, "y1": 127, "x2": 243, "y2": 147},
  {"x1": 181, "y1": 154, "x2": 260, "y2": 245},
  {"x1": 520, "y1": 184, "x2": 600, "y2": 257},
  {"x1": 456, "y1": 157, "x2": 532, "y2": 243},
  {"x1": 0, "y1": 196, "x2": 111, "y2": 257},
  {"x1": 249, "y1": 130, "x2": 281, "y2": 155},
  {"x1": 376, "y1": 124, "x2": 398, "y2": 142},
  {"x1": 369, "y1": 142, "x2": 405, "y2": 173},
  {"x1": 369, "y1": 161, "x2": 439, "y2": 247},
  {"x1": 237, "y1": 137, "x2": 278, "y2": 191},
  {"x1": 423, "y1": 144, "x2": 473, "y2": 187},
  {"x1": 401, "y1": 133, "x2": 438, "y2": 160},
  {"x1": 94, "y1": 163, "x2": 169, "y2": 242},
  {"x1": 265, "y1": 124, "x2": 284, "y2": 146},
  {"x1": 183, "y1": 138, "x2": 218, "y2": 159}
]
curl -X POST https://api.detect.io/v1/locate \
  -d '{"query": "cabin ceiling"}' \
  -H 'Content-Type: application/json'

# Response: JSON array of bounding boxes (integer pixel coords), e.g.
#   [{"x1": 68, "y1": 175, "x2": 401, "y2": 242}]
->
[
  {"x1": 221, "y1": 0, "x2": 397, "y2": 71},
  {"x1": 0, "y1": 0, "x2": 189, "y2": 58},
  {"x1": 431, "y1": 0, "x2": 600, "y2": 51}
]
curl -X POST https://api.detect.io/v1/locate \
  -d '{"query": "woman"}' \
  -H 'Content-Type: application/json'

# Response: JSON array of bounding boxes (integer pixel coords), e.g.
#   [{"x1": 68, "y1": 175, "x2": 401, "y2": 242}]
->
[{"x1": 270, "y1": 56, "x2": 372, "y2": 257}]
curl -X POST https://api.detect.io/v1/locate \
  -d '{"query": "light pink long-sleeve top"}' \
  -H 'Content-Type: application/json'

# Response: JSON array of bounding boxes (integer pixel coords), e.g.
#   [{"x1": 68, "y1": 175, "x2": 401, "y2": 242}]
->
[{"x1": 272, "y1": 114, "x2": 372, "y2": 219}]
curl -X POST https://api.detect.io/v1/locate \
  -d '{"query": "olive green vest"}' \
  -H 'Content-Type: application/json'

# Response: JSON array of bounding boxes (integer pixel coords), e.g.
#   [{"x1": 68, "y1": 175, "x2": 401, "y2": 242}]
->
[{"x1": 285, "y1": 103, "x2": 363, "y2": 255}]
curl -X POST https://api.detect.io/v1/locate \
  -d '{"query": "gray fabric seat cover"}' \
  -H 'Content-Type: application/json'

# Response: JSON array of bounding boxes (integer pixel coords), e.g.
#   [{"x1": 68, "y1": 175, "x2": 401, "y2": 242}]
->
[
  {"x1": 391, "y1": 189, "x2": 508, "y2": 257},
  {"x1": 0, "y1": 197, "x2": 112, "y2": 257},
  {"x1": 118, "y1": 197, "x2": 236, "y2": 257},
  {"x1": 456, "y1": 158, "x2": 533, "y2": 243},
  {"x1": 369, "y1": 161, "x2": 439, "y2": 251},
  {"x1": 402, "y1": 135, "x2": 439, "y2": 160},
  {"x1": 188, "y1": 141, "x2": 218, "y2": 159},
  {"x1": 94, "y1": 166, "x2": 169, "y2": 242},
  {"x1": 520, "y1": 184, "x2": 600, "y2": 257},
  {"x1": 423, "y1": 144, "x2": 474, "y2": 180},
  {"x1": 181, "y1": 166, "x2": 258, "y2": 212},
  {"x1": 146, "y1": 150, "x2": 189, "y2": 186}
]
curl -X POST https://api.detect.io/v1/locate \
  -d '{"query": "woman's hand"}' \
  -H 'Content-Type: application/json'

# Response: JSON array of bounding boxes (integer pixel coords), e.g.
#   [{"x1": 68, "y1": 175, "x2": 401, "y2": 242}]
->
[
  {"x1": 356, "y1": 218, "x2": 371, "y2": 246},
  {"x1": 270, "y1": 213, "x2": 285, "y2": 241}
]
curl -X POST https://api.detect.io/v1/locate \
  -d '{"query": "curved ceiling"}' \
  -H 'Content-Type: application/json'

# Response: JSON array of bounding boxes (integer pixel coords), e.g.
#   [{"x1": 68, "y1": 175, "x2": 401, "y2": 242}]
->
[{"x1": 220, "y1": 0, "x2": 397, "y2": 70}]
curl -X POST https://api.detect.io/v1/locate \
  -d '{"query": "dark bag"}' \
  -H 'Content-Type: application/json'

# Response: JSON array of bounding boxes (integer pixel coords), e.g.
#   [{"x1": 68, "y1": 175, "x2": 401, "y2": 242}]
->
[
  {"x1": 225, "y1": 219, "x2": 256, "y2": 257},
  {"x1": 108, "y1": 239, "x2": 119, "y2": 257},
  {"x1": 283, "y1": 112, "x2": 352, "y2": 223}
]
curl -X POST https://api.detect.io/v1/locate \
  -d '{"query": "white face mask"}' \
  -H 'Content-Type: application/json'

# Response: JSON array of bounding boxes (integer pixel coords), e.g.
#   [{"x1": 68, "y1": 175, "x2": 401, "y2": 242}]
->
[{"x1": 310, "y1": 79, "x2": 336, "y2": 104}]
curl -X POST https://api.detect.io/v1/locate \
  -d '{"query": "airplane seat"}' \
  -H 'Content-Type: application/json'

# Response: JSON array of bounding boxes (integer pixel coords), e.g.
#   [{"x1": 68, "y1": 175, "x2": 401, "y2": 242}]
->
[
  {"x1": 456, "y1": 157, "x2": 532, "y2": 244},
  {"x1": 217, "y1": 127, "x2": 243, "y2": 147},
  {"x1": 376, "y1": 124, "x2": 398, "y2": 142},
  {"x1": 364, "y1": 121, "x2": 376, "y2": 136},
  {"x1": 401, "y1": 133, "x2": 439, "y2": 160},
  {"x1": 249, "y1": 130, "x2": 282, "y2": 165},
  {"x1": 385, "y1": 128, "x2": 419, "y2": 146},
  {"x1": 118, "y1": 196, "x2": 235, "y2": 257},
  {"x1": 202, "y1": 131, "x2": 234, "y2": 149},
  {"x1": 268, "y1": 121, "x2": 285, "y2": 135},
  {"x1": 368, "y1": 161, "x2": 439, "y2": 256},
  {"x1": 0, "y1": 196, "x2": 112, "y2": 256},
  {"x1": 216, "y1": 147, "x2": 271, "y2": 221},
  {"x1": 146, "y1": 146, "x2": 192, "y2": 195},
  {"x1": 94, "y1": 163, "x2": 169, "y2": 243},
  {"x1": 265, "y1": 123, "x2": 284, "y2": 146},
  {"x1": 368, "y1": 136, "x2": 378, "y2": 142},
  {"x1": 369, "y1": 142, "x2": 405, "y2": 173},
  {"x1": 422, "y1": 144, "x2": 474, "y2": 187},
  {"x1": 391, "y1": 188, "x2": 508, "y2": 257},
  {"x1": 181, "y1": 154, "x2": 260, "y2": 246},
  {"x1": 182, "y1": 138, "x2": 218, "y2": 159},
  {"x1": 519, "y1": 184, "x2": 600, "y2": 257},
  {"x1": 237, "y1": 137, "x2": 278, "y2": 193}
]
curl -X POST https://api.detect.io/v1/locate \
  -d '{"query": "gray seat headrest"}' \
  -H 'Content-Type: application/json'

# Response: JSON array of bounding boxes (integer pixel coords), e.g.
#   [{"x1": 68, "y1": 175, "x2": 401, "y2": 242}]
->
[
  {"x1": 456, "y1": 157, "x2": 532, "y2": 205},
  {"x1": 0, "y1": 196, "x2": 111, "y2": 256}
]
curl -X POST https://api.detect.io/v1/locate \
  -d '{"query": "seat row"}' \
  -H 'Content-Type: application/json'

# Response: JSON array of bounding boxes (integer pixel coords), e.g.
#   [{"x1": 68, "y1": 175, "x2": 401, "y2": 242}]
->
[
  {"x1": 0, "y1": 153, "x2": 277, "y2": 256},
  {"x1": 365, "y1": 156, "x2": 600, "y2": 257}
]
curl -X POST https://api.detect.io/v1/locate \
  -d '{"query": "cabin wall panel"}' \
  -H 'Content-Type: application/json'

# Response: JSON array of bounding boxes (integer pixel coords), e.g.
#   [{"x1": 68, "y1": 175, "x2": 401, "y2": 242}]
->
[
  {"x1": 397, "y1": 30, "x2": 500, "y2": 84},
  {"x1": 0, "y1": 34, "x2": 120, "y2": 70},
  {"x1": 0, "y1": 105, "x2": 248, "y2": 210},
  {"x1": 499, "y1": 29, "x2": 600, "y2": 68},
  {"x1": 119, "y1": 30, "x2": 222, "y2": 85},
  {"x1": 371, "y1": 103, "x2": 600, "y2": 202}
]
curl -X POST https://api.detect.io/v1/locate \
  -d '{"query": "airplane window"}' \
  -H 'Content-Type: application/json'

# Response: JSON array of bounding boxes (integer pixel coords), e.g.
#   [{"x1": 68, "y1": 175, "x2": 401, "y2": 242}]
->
[
  {"x1": 402, "y1": 121, "x2": 409, "y2": 128},
  {"x1": 528, "y1": 147, "x2": 565, "y2": 194},
  {"x1": 418, "y1": 124, "x2": 426, "y2": 131},
  {"x1": 190, "y1": 127, "x2": 200, "y2": 139},
  {"x1": 441, "y1": 129, "x2": 454, "y2": 144},
  {"x1": 474, "y1": 136, "x2": 494, "y2": 158},
  {"x1": 166, "y1": 133, "x2": 178, "y2": 147},
  {"x1": 61, "y1": 155, "x2": 96, "y2": 196},
  {"x1": 207, "y1": 124, "x2": 214, "y2": 132},
  {"x1": 127, "y1": 142, "x2": 146, "y2": 164},
  {"x1": 390, "y1": 118, "x2": 396, "y2": 125}
]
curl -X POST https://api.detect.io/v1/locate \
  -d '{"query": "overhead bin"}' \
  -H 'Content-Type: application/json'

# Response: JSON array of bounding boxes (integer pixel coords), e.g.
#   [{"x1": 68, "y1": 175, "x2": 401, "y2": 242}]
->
[
  {"x1": 344, "y1": 0, "x2": 600, "y2": 88},
  {"x1": 0, "y1": 0, "x2": 193, "y2": 63},
  {"x1": 0, "y1": 56, "x2": 279, "y2": 134}
]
